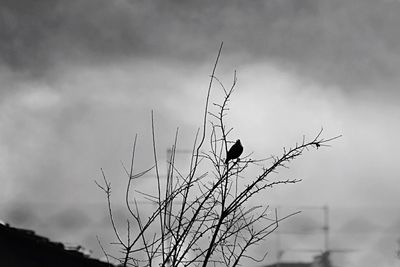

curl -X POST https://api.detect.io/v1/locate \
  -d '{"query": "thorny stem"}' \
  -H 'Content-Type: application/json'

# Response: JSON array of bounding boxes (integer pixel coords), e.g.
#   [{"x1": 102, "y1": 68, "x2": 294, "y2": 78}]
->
[
  {"x1": 191, "y1": 42, "x2": 223, "y2": 178},
  {"x1": 151, "y1": 110, "x2": 166, "y2": 264}
]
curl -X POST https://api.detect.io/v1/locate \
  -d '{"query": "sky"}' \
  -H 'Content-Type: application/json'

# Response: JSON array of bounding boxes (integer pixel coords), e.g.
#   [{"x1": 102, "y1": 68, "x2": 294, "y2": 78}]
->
[{"x1": 1, "y1": 0, "x2": 400, "y2": 266}]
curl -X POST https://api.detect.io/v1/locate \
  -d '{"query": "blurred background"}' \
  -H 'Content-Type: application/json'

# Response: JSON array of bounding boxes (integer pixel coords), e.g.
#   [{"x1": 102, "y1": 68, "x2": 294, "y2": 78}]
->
[{"x1": 1, "y1": 1, "x2": 400, "y2": 266}]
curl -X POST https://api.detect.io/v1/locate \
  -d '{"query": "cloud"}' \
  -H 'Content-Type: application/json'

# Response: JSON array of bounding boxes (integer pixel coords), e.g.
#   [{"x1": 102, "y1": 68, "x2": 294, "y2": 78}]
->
[
  {"x1": 2, "y1": 0, "x2": 400, "y2": 95},
  {"x1": 0, "y1": 59, "x2": 211, "y2": 205}
]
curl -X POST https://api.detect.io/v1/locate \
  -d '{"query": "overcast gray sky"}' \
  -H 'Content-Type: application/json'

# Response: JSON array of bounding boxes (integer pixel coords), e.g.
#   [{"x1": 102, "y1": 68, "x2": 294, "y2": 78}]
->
[{"x1": 1, "y1": 1, "x2": 400, "y2": 266}]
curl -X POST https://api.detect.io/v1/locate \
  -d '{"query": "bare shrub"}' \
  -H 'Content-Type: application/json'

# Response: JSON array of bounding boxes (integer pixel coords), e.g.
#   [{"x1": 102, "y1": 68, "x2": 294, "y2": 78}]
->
[{"x1": 95, "y1": 43, "x2": 340, "y2": 267}]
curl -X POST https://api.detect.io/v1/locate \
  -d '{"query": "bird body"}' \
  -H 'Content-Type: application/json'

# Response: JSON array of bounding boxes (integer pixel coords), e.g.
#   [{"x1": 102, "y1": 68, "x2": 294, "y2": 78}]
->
[{"x1": 225, "y1": 139, "x2": 243, "y2": 164}]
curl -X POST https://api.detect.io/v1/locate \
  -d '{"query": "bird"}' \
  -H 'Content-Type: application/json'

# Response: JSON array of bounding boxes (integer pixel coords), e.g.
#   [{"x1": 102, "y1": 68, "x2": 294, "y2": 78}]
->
[{"x1": 225, "y1": 139, "x2": 243, "y2": 164}]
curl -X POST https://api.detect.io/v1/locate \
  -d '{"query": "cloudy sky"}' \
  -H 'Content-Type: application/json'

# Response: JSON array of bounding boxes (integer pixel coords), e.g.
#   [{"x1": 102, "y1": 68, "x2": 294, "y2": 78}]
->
[{"x1": 1, "y1": 0, "x2": 400, "y2": 266}]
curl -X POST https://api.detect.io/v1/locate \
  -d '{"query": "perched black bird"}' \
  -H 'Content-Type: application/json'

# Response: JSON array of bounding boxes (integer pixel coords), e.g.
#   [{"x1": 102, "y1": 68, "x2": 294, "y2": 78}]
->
[{"x1": 225, "y1": 139, "x2": 243, "y2": 164}]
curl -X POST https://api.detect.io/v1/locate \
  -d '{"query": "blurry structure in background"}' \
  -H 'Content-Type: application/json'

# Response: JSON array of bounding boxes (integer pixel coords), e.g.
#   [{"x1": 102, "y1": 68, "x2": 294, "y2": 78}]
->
[
  {"x1": 0, "y1": 222, "x2": 112, "y2": 267},
  {"x1": 266, "y1": 206, "x2": 356, "y2": 267},
  {"x1": 264, "y1": 251, "x2": 332, "y2": 267},
  {"x1": 265, "y1": 262, "x2": 310, "y2": 267},
  {"x1": 273, "y1": 206, "x2": 330, "y2": 266},
  {"x1": 311, "y1": 252, "x2": 332, "y2": 267}
]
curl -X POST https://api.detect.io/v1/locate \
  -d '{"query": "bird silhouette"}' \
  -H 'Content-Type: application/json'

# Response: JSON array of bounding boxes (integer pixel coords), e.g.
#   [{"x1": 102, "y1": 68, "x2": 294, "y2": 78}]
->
[{"x1": 225, "y1": 139, "x2": 243, "y2": 164}]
